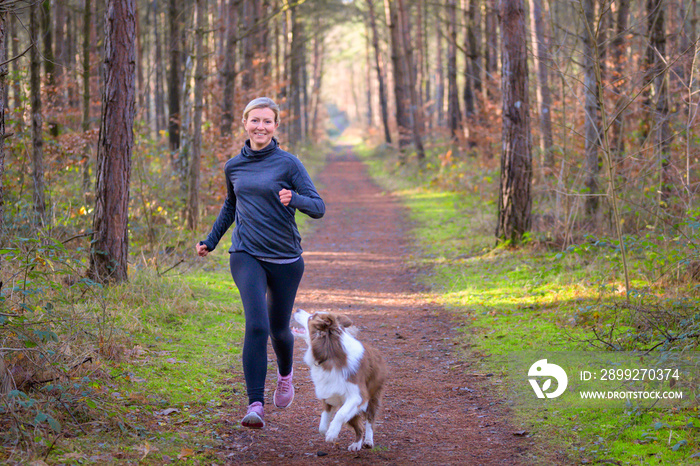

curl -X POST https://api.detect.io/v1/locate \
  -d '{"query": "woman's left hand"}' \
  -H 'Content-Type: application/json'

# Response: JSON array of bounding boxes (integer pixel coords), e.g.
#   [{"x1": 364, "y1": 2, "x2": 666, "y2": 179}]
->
[{"x1": 279, "y1": 189, "x2": 292, "y2": 206}]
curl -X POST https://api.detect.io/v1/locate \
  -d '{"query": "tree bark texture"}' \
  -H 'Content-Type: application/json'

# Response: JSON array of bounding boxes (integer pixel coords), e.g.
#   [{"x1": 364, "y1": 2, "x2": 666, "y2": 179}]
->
[
  {"x1": 528, "y1": 0, "x2": 553, "y2": 167},
  {"x1": 435, "y1": 8, "x2": 444, "y2": 127},
  {"x1": 220, "y1": 0, "x2": 238, "y2": 135},
  {"x1": 462, "y1": 0, "x2": 475, "y2": 116},
  {"x1": 188, "y1": 0, "x2": 206, "y2": 230},
  {"x1": 288, "y1": 7, "x2": 302, "y2": 146},
  {"x1": 154, "y1": 1, "x2": 166, "y2": 132},
  {"x1": 82, "y1": 0, "x2": 93, "y2": 193},
  {"x1": 385, "y1": 0, "x2": 411, "y2": 148},
  {"x1": 30, "y1": 1, "x2": 46, "y2": 225},
  {"x1": 396, "y1": 0, "x2": 426, "y2": 160},
  {"x1": 609, "y1": 0, "x2": 630, "y2": 165},
  {"x1": 168, "y1": 0, "x2": 182, "y2": 152},
  {"x1": 447, "y1": 0, "x2": 461, "y2": 146},
  {"x1": 367, "y1": 0, "x2": 392, "y2": 143},
  {"x1": 496, "y1": 0, "x2": 532, "y2": 244},
  {"x1": 582, "y1": 0, "x2": 600, "y2": 217},
  {"x1": 311, "y1": 19, "x2": 325, "y2": 140},
  {"x1": 241, "y1": 0, "x2": 257, "y2": 93},
  {"x1": 90, "y1": 0, "x2": 136, "y2": 284},
  {"x1": 647, "y1": 0, "x2": 671, "y2": 202}
]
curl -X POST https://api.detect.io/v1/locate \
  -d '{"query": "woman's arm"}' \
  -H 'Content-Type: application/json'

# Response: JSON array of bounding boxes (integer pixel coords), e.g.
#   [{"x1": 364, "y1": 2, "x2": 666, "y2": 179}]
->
[
  {"x1": 288, "y1": 158, "x2": 325, "y2": 219},
  {"x1": 200, "y1": 166, "x2": 237, "y2": 251}
]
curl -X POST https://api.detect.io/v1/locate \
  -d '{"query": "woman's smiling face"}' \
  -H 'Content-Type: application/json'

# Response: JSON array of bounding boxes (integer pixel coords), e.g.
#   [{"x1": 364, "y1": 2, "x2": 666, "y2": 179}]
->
[{"x1": 244, "y1": 108, "x2": 279, "y2": 150}]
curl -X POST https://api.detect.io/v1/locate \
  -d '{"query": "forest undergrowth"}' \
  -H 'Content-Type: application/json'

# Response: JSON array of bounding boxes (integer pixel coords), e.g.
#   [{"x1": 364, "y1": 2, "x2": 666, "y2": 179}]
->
[{"x1": 354, "y1": 133, "x2": 700, "y2": 465}]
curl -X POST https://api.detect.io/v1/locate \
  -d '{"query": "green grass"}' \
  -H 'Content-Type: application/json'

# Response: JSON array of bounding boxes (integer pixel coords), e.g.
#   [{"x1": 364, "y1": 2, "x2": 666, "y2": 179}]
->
[{"x1": 358, "y1": 145, "x2": 700, "y2": 465}]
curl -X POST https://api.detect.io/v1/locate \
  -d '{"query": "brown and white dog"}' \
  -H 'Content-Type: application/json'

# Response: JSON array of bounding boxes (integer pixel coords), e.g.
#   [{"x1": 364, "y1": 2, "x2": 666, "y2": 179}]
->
[{"x1": 292, "y1": 309, "x2": 387, "y2": 451}]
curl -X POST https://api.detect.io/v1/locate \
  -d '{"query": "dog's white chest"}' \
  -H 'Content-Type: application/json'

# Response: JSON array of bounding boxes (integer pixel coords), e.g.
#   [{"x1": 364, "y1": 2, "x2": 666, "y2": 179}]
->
[{"x1": 305, "y1": 349, "x2": 360, "y2": 401}]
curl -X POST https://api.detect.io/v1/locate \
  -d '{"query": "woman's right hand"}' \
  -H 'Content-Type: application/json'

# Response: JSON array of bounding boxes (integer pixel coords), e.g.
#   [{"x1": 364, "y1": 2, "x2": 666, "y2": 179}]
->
[{"x1": 196, "y1": 242, "x2": 210, "y2": 257}]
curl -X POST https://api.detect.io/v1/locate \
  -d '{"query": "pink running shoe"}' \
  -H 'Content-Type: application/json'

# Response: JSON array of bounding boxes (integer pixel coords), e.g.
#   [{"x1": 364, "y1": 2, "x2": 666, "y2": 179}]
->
[
  {"x1": 241, "y1": 401, "x2": 265, "y2": 429},
  {"x1": 274, "y1": 369, "x2": 295, "y2": 408}
]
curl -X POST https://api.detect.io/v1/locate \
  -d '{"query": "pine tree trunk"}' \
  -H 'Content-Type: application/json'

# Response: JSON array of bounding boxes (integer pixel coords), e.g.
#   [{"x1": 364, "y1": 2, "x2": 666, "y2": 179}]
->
[
  {"x1": 397, "y1": 0, "x2": 426, "y2": 160},
  {"x1": 365, "y1": 26, "x2": 373, "y2": 130},
  {"x1": 496, "y1": 0, "x2": 532, "y2": 244},
  {"x1": 155, "y1": 2, "x2": 166, "y2": 132},
  {"x1": 582, "y1": 0, "x2": 600, "y2": 219},
  {"x1": 447, "y1": 0, "x2": 461, "y2": 148},
  {"x1": 168, "y1": 0, "x2": 182, "y2": 153},
  {"x1": 469, "y1": 0, "x2": 482, "y2": 94},
  {"x1": 82, "y1": 0, "x2": 92, "y2": 195},
  {"x1": 220, "y1": 0, "x2": 238, "y2": 136},
  {"x1": 30, "y1": 1, "x2": 46, "y2": 226},
  {"x1": 188, "y1": 0, "x2": 206, "y2": 230},
  {"x1": 647, "y1": 0, "x2": 671, "y2": 203},
  {"x1": 54, "y1": 0, "x2": 65, "y2": 108},
  {"x1": 312, "y1": 19, "x2": 325, "y2": 140},
  {"x1": 89, "y1": 0, "x2": 136, "y2": 284},
  {"x1": 385, "y1": 0, "x2": 411, "y2": 148},
  {"x1": 289, "y1": 7, "x2": 303, "y2": 147},
  {"x1": 435, "y1": 8, "x2": 444, "y2": 127},
  {"x1": 462, "y1": 0, "x2": 475, "y2": 116},
  {"x1": 42, "y1": 0, "x2": 58, "y2": 137},
  {"x1": 528, "y1": 0, "x2": 553, "y2": 168},
  {"x1": 10, "y1": 14, "x2": 22, "y2": 133},
  {"x1": 367, "y1": 0, "x2": 392, "y2": 143},
  {"x1": 241, "y1": 0, "x2": 256, "y2": 94},
  {"x1": 609, "y1": 0, "x2": 630, "y2": 165}
]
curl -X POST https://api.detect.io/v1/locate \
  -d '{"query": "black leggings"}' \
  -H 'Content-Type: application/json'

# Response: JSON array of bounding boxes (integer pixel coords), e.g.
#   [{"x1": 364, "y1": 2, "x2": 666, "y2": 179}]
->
[{"x1": 229, "y1": 251, "x2": 304, "y2": 405}]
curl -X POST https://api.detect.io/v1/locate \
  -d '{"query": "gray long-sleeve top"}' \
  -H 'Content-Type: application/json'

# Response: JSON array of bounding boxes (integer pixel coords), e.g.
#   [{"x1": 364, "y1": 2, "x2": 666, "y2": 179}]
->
[{"x1": 201, "y1": 138, "x2": 325, "y2": 259}]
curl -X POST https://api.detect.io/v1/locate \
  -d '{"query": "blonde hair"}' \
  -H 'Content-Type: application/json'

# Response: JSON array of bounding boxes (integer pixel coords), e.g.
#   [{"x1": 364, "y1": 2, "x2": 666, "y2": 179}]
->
[{"x1": 242, "y1": 97, "x2": 281, "y2": 125}]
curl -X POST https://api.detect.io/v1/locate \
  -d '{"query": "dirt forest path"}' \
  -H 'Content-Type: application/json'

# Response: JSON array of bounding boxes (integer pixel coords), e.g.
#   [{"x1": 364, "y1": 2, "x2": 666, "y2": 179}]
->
[{"x1": 216, "y1": 146, "x2": 535, "y2": 465}]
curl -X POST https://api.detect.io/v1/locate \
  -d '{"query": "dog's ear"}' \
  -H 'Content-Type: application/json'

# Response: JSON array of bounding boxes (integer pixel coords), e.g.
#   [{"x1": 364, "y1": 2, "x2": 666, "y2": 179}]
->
[
  {"x1": 311, "y1": 313, "x2": 334, "y2": 332},
  {"x1": 336, "y1": 314, "x2": 353, "y2": 328}
]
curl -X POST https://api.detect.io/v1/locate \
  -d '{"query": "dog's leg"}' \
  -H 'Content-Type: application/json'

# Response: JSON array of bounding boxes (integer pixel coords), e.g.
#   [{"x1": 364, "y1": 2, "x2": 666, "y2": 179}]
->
[
  {"x1": 347, "y1": 415, "x2": 364, "y2": 451},
  {"x1": 362, "y1": 394, "x2": 381, "y2": 448},
  {"x1": 325, "y1": 392, "x2": 362, "y2": 443},
  {"x1": 319, "y1": 401, "x2": 333, "y2": 435}
]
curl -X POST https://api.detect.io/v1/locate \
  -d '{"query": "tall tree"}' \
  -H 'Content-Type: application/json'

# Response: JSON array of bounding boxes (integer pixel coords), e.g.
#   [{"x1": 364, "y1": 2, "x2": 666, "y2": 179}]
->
[
  {"x1": 528, "y1": 0, "x2": 553, "y2": 168},
  {"x1": 609, "y1": 0, "x2": 630, "y2": 165},
  {"x1": 462, "y1": 0, "x2": 475, "y2": 116},
  {"x1": 41, "y1": 0, "x2": 57, "y2": 137},
  {"x1": 496, "y1": 0, "x2": 532, "y2": 244},
  {"x1": 435, "y1": 6, "x2": 444, "y2": 127},
  {"x1": 54, "y1": 0, "x2": 66, "y2": 107},
  {"x1": 366, "y1": 0, "x2": 392, "y2": 143},
  {"x1": 30, "y1": 0, "x2": 46, "y2": 225},
  {"x1": 289, "y1": 6, "x2": 303, "y2": 147},
  {"x1": 365, "y1": 23, "x2": 373, "y2": 130},
  {"x1": 188, "y1": 0, "x2": 206, "y2": 230},
  {"x1": 89, "y1": 0, "x2": 137, "y2": 284},
  {"x1": 397, "y1": 0, "x2": 426, "y2": 159},
  {"x1": 311, "y1": 16, "x2": 325, "y2": 139},
  {"x1": 9, "y1": 14, "x2": 22, "y2": 132},
  {"x1": 154, "y1": 1, "x2": 166, "y2": 132},
  {"x1": 241, "y1": 0, "x2": 257, "y2": 94},
  {"x1": 582, "y1": 0, "x2": 601, "y2": 218},
  {"x1": 647, "y1": 0, "x2": 671, "y2": 202},
  {"x1": 82, "y1": 0, "x2": 93, "y2": 193},
  {"x1": 386, "y1": 0, "x2": 411, "y2": 148},
  {"x1": 168, "y1": 0, "x2": 182, "y2": 153},
  {"x1": 446, "y1": 0, "x2": 461, "y2": 149},
  {"x1": 220, "y1": 0, "x2": 238, "y2": 135}
]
